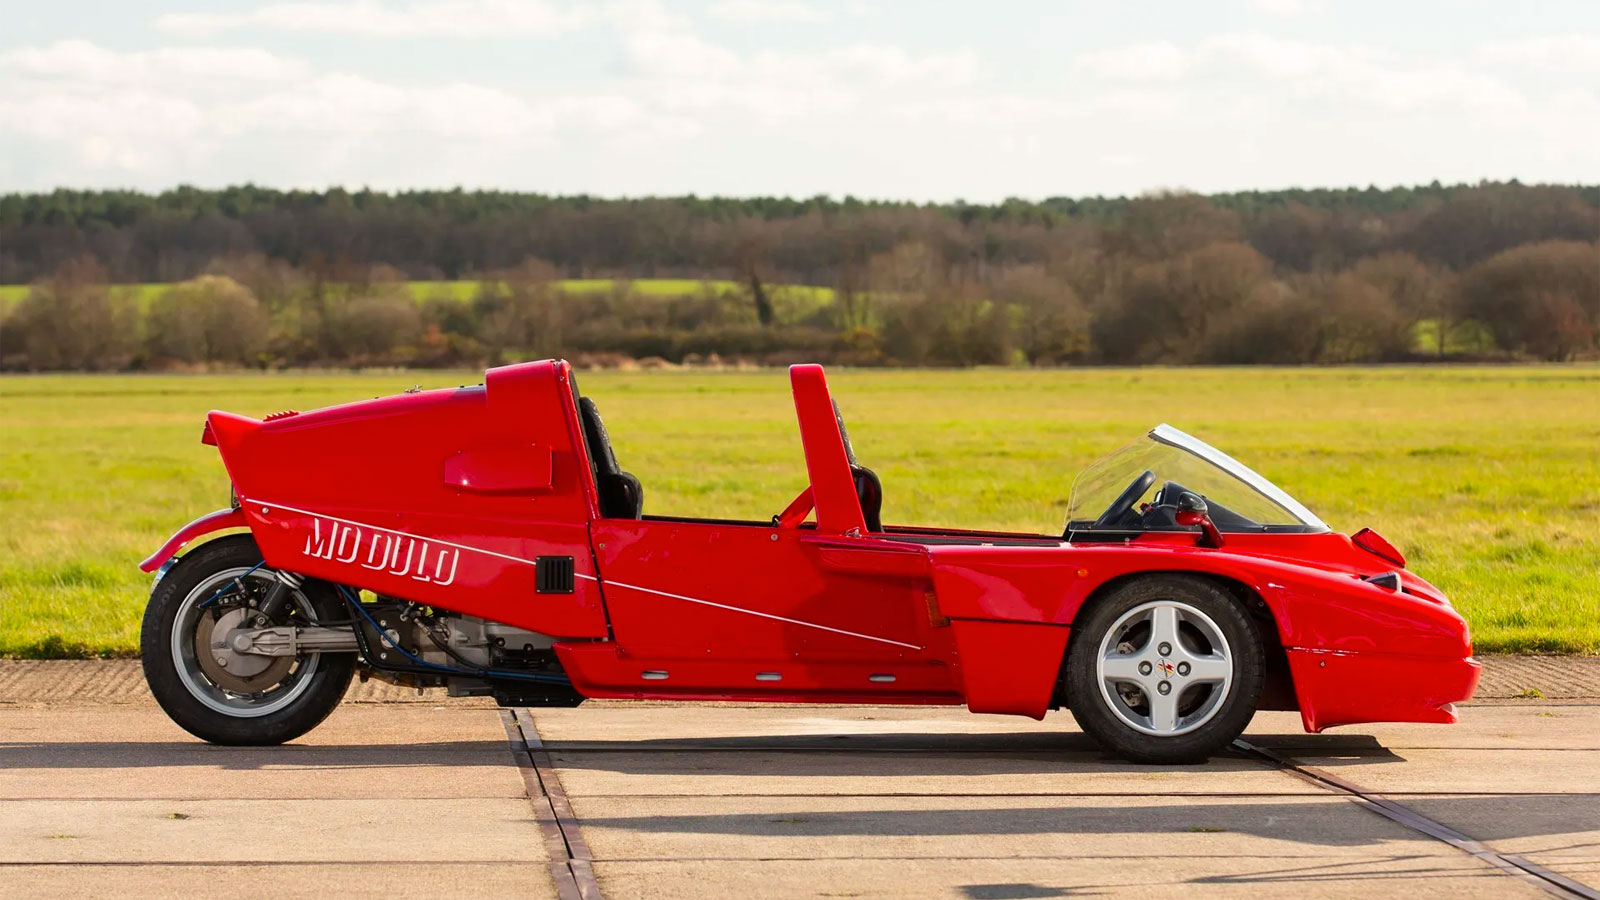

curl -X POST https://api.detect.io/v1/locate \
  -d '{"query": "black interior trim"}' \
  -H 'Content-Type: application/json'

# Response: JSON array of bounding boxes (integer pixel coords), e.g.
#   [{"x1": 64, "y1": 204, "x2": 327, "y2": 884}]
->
[
  {"x1": 578, "y1": 396, "x2": 644, "y2": 519},
  {"x1": 643, "y1": 514, "x2": 816, "y2": 528},
  {"x1": 831, "y1": 400, "x2": 885, "y2": 532},
  {"x1": 852, "y1": 465, "x2": 883, "y2": 532},
  {"x1": 878, "y1": 535, "x2": 1062, "y2": 547},
  {"x1": 881, "y1": 524, "x2": 1062, "y2": 541}
]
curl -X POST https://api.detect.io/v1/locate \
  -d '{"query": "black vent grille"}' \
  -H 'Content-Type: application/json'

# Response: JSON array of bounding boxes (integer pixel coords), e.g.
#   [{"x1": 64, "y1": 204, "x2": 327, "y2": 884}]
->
[{"x1": 536, "y1": 556, "x2": 575, "y2": 593}]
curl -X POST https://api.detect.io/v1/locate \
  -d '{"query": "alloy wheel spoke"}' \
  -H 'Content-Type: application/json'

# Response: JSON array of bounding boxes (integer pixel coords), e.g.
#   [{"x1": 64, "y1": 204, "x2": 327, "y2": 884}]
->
[
  {"x1": 1148, "y1": 604, "x2": 1182, "y2": 652},
  {"x1": 1147, "y1": 686, "x2": 1179, "y2": 732},
  {"x1": 1185, "y1": 654, "x2": 1231, "y2": 683},
  {"x1": 1101, "y1": 654, "x2": 1147, "y2": 683}
]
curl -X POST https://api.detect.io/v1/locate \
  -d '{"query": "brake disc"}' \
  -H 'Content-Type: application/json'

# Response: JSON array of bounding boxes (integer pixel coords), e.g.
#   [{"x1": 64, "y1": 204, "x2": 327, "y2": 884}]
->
[{"x1": 194, "y1": 607, "x2": 294, "y2": 694}]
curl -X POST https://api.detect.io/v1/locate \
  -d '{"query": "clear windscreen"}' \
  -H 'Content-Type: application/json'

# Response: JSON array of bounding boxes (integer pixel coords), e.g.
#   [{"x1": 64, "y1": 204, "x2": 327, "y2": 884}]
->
[{"x1": 1067, "y1": 426, "x2": 1327, "y2": 532}]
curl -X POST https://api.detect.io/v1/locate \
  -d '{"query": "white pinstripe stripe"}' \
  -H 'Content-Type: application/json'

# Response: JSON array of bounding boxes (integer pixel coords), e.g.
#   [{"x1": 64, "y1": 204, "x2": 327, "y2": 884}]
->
[
  {"x1": 250, "y1": 498, "x2": 919, "y2": 650},
  {"x1": 602, "y1": 579, "x2": 924, "y2": 650}
]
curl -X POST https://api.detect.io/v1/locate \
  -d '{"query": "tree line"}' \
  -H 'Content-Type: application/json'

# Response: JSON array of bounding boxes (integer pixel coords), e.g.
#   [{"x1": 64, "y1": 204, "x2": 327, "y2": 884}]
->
[{"x1": 1, "y1": 182, "x2": 1595, "y2": 370}]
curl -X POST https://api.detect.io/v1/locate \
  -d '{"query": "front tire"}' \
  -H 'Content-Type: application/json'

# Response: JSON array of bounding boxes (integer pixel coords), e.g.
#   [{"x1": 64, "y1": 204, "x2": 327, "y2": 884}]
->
[
  {"x1": 141, "y1": 535, "x2": 354, "y2": 745},
  {"x1": 1066, "y1": 575, "x2": 1263, "y2": 764}
]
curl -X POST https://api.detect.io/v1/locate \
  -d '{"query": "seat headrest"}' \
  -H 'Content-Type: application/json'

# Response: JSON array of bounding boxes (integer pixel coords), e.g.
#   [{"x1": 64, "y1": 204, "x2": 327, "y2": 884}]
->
[{"x1": 578, "y1": 397, "x2": 620, "y2": 475}]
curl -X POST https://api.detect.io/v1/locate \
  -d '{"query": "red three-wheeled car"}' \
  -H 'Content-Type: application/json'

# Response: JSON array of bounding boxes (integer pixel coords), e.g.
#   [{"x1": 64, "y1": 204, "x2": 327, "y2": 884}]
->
[{"x1": 139, "y1": 360, "x2": 1479, "y2": 763}]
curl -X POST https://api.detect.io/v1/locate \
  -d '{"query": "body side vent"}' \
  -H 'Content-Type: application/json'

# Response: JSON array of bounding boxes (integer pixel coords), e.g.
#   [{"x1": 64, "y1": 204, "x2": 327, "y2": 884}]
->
[{"x1": 535, "y1": 556, "x2": 576, "y2": 593}]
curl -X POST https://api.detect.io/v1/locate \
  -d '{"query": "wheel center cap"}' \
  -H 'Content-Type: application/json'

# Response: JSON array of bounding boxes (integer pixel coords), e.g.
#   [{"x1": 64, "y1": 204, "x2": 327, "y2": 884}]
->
[{"x1": 1156, "y1": 659, "x2": 1176, "y2": 679}]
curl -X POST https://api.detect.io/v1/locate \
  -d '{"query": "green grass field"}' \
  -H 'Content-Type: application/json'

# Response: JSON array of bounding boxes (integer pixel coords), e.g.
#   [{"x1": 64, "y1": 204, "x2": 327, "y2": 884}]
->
[{"x1": 2, "y1": 366, "x2": 1596, "y2": 657}]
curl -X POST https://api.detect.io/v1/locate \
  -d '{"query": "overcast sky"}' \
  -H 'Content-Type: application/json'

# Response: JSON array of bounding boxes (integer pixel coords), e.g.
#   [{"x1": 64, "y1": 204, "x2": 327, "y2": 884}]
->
[{"x1": 1, "y1": 0, "x2": 1596, "y2": 201}]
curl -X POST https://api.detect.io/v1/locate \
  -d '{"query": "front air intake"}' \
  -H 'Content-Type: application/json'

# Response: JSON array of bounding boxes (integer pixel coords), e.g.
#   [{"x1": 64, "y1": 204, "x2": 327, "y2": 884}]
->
[{"x1": 535, "y1": 556, "x2": 576, "y2": 593}]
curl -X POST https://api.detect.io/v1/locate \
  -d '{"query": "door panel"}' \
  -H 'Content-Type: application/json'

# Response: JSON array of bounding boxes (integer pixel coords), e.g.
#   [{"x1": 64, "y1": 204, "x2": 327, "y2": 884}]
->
[{"x1": 591, "y1": 519, "x2": 937, "y2": 664}]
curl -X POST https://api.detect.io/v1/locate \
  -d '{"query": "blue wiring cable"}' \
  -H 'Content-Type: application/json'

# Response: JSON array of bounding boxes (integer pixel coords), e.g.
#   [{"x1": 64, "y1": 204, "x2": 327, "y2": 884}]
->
[
  {"x1": 336, "y1": 585, "x2": 570, "y2": 685},
  {"x1": 198, "y1": 562, "x2": 264, "y2": 609}
]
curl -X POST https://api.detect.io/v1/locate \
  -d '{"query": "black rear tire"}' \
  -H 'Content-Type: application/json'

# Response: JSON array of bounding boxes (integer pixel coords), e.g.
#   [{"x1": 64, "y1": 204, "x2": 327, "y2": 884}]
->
[
  {"x1": 1066, "y1": 575, "x2": 1263, "y2": 764},
  {"x1": 140, "y1": 535, "x2": 354, "y2": 745}
]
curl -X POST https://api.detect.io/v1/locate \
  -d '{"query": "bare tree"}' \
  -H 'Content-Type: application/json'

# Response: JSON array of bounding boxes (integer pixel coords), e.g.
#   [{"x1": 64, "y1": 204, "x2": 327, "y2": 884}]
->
[
  {"x1": 146, "y1": 275, "x2": 269, "y2": 366},
  {"x1": 8, "y1": 257, "x2": 137, "y2": 371},
  {"x1": 1458, "y1": 241, "x2": 1600, "y2": 360}
]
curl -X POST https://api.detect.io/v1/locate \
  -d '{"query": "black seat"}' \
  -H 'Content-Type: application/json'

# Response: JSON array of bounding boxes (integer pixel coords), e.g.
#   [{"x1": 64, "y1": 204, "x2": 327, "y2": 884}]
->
[
  {"x1": 578, "y1": 396, "x2": 643, "y2": 519},
  {"x1": 832, "y1": 400, "x2": 882, "y2": 532},
  {"x1": 852, "y1": 465, "x2": 883, "y2": 532}
]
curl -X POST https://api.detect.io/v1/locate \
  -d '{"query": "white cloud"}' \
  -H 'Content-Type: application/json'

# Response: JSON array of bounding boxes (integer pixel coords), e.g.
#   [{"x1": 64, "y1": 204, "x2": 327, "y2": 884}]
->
[
  {"x1": 0, "y1": 90, "x2": 205, "y2": 144},
  {"x1": 157, "y1": 0, "x2": 594, "y2": 39},
  {"x1": 214, "y1": 75, "x2": 548, "y2": 138},
  {"x1": 824, "y1": 46, "x2": 976, "y2": 86},
  {"x1": 1215, "y1": 34, "x2": 1529, "y2": 113},
  {"x1": 0, "y1": 39, "x2": 671, "y2": 181},
  {"x1": 1479, "y1": 35, "x2": 1600, "y2": 73},
  {"x1": 0, "y1": 23, "x2": 987, "y2": 173},
  {"x1": 1203, "y1": 32, "x2": 1337, "y2": 77},
  {"x1": 612, "y1": 14, "x2": 978, "y2": 127},
  {"x1": 603, "y1": 0, "x2": 693, "y2": 33},
  {"x1": 707, "y1": 0, "x2": 832, "y2": 23},
  {"x1": 1247, "y1": 0, "x2": 1320, "y2": 16},
  {"x1": 6, "y1": 40, "x2": 311, "y2": 84},
  {"x1": 623, "y1": 29, "x2": 743, "y2": 80},
  {"x1": 5, "y1": 10, "x2": 1596, "y2": 196},
  {"x1": 1074, "y1": 33, "x2": 1531, "y2": 115},
  {"x1": 1075, "y1": 41, "x2": 1189, "y2": 81},
  {"x1": 622, "y1": 27, "x2": 977, "y2": 90}
]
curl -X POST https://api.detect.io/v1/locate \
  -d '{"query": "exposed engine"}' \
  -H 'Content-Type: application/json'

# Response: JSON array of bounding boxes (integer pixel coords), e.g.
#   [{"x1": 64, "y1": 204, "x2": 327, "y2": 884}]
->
[
  {"x1": 418, "y1": 614, "x2": 555, "y2": 669},
  {"x1": 349, "y1": 596, "x2": 568, "y2": 700}
]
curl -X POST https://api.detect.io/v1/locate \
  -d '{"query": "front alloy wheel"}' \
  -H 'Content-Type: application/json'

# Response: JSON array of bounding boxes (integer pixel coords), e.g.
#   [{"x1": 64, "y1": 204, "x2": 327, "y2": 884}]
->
[{"x1": 1067, "y1": 575, "x2": 1262, "y2": 764}]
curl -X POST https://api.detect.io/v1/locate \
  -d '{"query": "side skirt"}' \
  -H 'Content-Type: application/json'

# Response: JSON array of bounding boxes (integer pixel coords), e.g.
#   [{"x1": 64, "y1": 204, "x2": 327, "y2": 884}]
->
[{"x1": 554, "y1": 641, "x2": 962, "y2": 704}]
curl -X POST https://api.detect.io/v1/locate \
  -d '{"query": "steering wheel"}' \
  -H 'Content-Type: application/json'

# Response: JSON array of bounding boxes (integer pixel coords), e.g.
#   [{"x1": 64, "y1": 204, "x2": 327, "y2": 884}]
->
[{"x1": 1093, "y1": 470, "x2": 1156, "y2": 528}]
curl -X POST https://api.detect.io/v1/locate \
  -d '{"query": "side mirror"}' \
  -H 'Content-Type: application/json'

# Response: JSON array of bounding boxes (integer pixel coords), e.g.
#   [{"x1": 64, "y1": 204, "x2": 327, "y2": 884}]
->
[{"x1": 1173, "y1": 492, "x2": 1224, "y2": 548}]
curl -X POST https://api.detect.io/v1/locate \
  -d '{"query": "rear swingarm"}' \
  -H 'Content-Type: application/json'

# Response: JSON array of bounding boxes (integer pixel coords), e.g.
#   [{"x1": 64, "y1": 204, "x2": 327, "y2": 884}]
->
[{"x1": 230, "y1": 625, "x2": 361, "y2": 657}]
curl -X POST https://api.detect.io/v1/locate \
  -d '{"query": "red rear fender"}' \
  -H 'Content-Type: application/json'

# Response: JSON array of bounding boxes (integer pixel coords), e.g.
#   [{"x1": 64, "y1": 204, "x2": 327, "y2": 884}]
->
[{"x1": 139, "y1": 507, "x2": 250, "y2": 573}]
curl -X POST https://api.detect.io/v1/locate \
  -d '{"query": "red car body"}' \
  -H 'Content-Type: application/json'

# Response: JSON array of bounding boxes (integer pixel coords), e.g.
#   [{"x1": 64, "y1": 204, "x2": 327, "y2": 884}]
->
[{"x1": 143, "y1": 360, "x2": 1479, "y2": 733}]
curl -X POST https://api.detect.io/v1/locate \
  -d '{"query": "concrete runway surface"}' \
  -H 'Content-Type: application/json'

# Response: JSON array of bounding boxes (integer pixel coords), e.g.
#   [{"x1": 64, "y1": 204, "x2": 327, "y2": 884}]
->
[{"x1": 0, "y1": 660, "x2": 1596, "y2": 899}]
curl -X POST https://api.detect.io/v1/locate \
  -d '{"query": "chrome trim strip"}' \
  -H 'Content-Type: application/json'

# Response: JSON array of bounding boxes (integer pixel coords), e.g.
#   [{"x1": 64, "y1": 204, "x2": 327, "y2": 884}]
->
[{"x1": 1148, "y1": 424, "x2": 1330, "y2": 532}]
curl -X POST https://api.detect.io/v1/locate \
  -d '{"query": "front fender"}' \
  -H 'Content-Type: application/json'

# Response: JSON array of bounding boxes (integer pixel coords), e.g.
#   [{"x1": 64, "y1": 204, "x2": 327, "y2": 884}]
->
[
  {"x1": 929, "y1": 542, "x2": 1470, "y2": 658},
  {"x1": 928, "y1": 540, "x2": 1477, "y2": 732},
  {"x1": 138, "y1": 507, "x2": 249, "y2": 573}
]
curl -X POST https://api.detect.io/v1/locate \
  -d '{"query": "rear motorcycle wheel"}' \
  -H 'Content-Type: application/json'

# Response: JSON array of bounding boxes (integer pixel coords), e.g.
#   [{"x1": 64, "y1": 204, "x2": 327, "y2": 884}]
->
[{"x1": 141, "y1": 535, "x2": 354, "y2": 745}]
